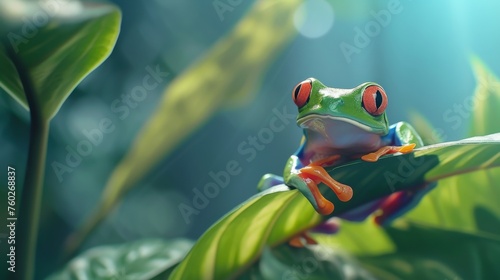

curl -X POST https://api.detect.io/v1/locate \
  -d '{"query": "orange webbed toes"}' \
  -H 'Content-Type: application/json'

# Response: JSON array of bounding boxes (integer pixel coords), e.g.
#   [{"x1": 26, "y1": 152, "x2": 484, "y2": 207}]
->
[
  {"x1": 299, "y1": 166, "x2": 353, "y2": 215},
  {"x1": 299, "y1": 173, "x2": 335, "y2": 215},
  {"x1": 300, "y1": 166, "x2": 353, "y2": 200}
]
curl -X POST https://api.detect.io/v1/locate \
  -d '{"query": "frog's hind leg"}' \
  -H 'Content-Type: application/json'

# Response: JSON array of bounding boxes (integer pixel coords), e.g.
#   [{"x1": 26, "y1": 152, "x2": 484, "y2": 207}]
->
[
  {"x1": 257, "y1": 174, "x2": 284, "y2": 192},
  {"x1": 374, "y1": 182, "x2": 437, "y2": 225}
]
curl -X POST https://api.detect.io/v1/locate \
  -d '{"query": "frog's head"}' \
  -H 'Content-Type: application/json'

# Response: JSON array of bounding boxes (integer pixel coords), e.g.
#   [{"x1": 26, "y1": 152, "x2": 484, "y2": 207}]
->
[{"x1": 292, "y1": 78, "x2": 390, "y2": 154}]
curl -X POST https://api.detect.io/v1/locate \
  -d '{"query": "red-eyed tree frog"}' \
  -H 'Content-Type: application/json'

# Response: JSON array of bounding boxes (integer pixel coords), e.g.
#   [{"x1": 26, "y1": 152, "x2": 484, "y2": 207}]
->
[{"x1": 258, "y1": 78, "x2": 433, "y2": 246}]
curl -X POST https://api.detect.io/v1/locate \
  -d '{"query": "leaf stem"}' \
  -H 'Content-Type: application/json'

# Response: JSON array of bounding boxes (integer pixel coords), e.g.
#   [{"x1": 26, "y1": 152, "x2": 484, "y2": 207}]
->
[
  {"x1": 18, "y1": 117, "x2": 49, "y2": 280},
  {"x1": 5, "y1": 41, "x2": 49, "y2": 280}
]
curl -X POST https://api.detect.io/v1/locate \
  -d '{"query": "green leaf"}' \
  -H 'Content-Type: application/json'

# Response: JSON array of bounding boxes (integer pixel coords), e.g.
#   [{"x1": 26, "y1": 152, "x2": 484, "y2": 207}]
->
[
  {"x1": 359, "y1": 222, "x2": 500, "y2": 280},
  {"x1": 68, "y1": 0, "x2": 302, "y2": 256},
  {"x1": 169, "y1": 135, "x2": 500, "y2": 279},
  {"x1": 242, "y1": 245, "x2": 375, "y2": 280},
  {"x1": 0, "y1": 1, "x2": 121, "y2": 120},
  {"x1": 47, "y1": 239, "x2": 193, "y2": 280},
  {"x1": 314, "y1": 220, "x2": 396, "y2": 256}
]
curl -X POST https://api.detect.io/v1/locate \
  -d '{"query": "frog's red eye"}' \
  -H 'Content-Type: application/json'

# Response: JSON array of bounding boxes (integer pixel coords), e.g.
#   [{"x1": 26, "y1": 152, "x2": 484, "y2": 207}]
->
[
  {"x1": 292, "y1": 79, "x2": 312, "y2": 108},
  {"x1": 362, "y1": 85, "x2": 388, "y2": 116}
]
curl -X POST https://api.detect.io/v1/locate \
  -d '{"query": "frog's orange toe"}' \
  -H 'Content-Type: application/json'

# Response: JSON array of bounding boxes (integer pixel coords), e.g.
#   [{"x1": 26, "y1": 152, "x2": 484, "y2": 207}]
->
[
  {"x1": 399, "y1": 143, "x2": 416, "y2": 153},
  {"x1": 317, "y1": 201, "x2": 334, "y2": 215},
  {"x1": 337, "y1": 185, "x2": 353, "y2": 202},
  {"x1": 361, "y1": 153, "x2": 380, "y2": 162}
]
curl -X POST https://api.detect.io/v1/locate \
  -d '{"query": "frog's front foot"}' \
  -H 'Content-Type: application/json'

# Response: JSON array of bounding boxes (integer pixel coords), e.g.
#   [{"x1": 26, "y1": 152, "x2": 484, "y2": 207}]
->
[
  {"x1": 297, "y1": 165, "x2": 353, "y2": 215},
  {"x1": 361, "y1": 143, "x2": 416, "y2": 162}
]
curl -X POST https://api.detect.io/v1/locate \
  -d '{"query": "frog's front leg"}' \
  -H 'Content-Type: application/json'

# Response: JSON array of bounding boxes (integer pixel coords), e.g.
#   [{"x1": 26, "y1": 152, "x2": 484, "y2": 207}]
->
[
  {"x1": 284, "y1": 155, "x2": 353, "y2": 216},
  {"x1": 361, "y1": 121, "x2": 422, "y2": 162},
  {"x1": 361, "y1": 143, "x2": 416, "y2": 162}
]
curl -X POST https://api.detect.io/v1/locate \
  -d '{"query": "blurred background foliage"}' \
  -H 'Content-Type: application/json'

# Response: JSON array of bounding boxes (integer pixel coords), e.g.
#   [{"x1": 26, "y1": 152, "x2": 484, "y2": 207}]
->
[{"x1": 1, "y1": 0, "x2": 500, "y2": 278}]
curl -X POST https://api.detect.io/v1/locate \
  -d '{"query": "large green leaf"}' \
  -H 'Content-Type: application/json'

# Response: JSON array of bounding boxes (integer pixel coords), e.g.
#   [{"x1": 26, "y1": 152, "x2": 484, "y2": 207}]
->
[
  {"x1": 67, "y1": 0, "x2": 302, "y2": 256},
  {"x1": 47, "y1": 239, "x2": 193, "y2": 280},
  {"x1": 404, "y1": 58, "x2": 500, "y2": 236},
  {"x1": 0, "y1": 1, "x2": 121, "y2": 120},
  {"x1": 170, "y1": 185, "x2": 322, "y2": 280},
  {"x1": 168, "y1": 134, "x2": 500, "y2": 279},
  {"x1": 359, "y1": 222, "x2": 500, "y2": 279}
]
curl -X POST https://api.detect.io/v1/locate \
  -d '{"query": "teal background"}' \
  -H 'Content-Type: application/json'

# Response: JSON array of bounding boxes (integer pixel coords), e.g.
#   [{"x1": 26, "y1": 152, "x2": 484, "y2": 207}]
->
[{"x1": 1, "y1": 0, "x2": 500, "y2": 277}]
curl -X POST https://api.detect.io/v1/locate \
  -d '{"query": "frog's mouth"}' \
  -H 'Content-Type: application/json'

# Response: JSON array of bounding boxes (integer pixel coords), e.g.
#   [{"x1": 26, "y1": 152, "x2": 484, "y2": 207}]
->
[
  {"x1": 297, "y1": 114, "x2": 386, "y2": 160},
  {"x1": 297, "y1": 114, "x2": 379, "y2": 134}
]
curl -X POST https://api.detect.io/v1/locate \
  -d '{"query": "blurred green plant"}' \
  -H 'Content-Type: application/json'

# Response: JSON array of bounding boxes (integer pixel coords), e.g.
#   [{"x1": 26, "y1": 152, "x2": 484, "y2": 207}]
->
[
  {"x1": 0, "y1": 1, "x2": 121, "y2": 279},
  {"x1": 66, "y1": 0, "x2": 303, "y2": 258},
  {"x1": 242, "y1": 244, "x2": 375, "y2": 280},
  {"x1": 47, "y1": 239, "x2": 193, "y2": 280},
  {"x1": 358, "y1": 222, "x2": 500, "y2": 279}
]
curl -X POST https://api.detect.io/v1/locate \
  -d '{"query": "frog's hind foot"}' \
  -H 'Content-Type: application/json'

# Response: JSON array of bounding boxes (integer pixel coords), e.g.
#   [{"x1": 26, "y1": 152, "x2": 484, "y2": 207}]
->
[
  {"x1": 374, "y1": 182, "x2": 436, "y2": 225},
  {"x1": 289, "y1": 219, "x2": 341, "y2": 247},
  {"x1": 289, "y1": 231, "x2": 318, "y2": 248},
  {"x1": 310, "y1": 218, "x2": 341, "y2": 234}
]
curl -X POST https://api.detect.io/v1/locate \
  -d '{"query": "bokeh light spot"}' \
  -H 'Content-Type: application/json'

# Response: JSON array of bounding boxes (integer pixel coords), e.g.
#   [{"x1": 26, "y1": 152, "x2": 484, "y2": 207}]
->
[{"x1": 293, "y1": 0, "x2": 334, "y2": 38}]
